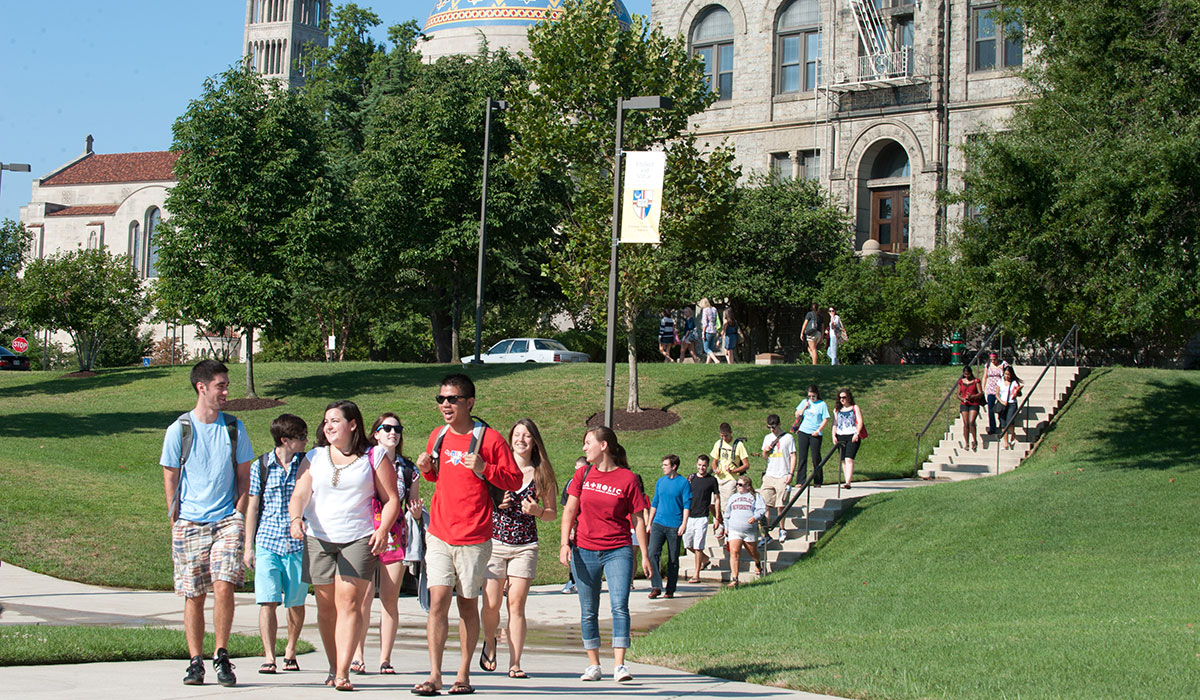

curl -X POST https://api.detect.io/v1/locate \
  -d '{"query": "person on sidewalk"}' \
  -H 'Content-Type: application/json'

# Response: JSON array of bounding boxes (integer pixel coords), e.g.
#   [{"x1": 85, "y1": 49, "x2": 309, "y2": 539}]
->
[
  {"x1": 161, "y1": 359, "x2": 256, "y2": 687},
  {"x1": 710, "y1": 423, "x2": 750, "y2": 512},
  {"x1": 723, "y1": 477, "x2": 766, "y2": 587},
  {"x1": 243, "y1": 413, "x2": 309, "y2": 676},
  {"x1": 722, "y1": 308, "x2": 743, "y2": 364},
  {"x1": 759, "y1": 414, "x2": 796, "y2": 544},
  {"x1": 480, "y1": 418, "x2": 558, "y2": 680},
  {"x1": 983, "y1": 353, "x2": 1009, "y2": 435},
  {"x1": 647, "y1": 455, "x2": 692, "y2": 599},
  {"x1": 997, "y1": 366, "x2": 1024, "y2": 450},
  {"x1": 801, "y1": 303, "x2": 823, "y2": 365},
  {"x1": 957, "y1": 366, "x2": 985, "y2": 451},
  {"x1": 834, "y1": 389, "x2": 866, "y2": 488},
  {"x1": 683, "y1": 455, "x2": 721, "y2": 583},
  {"x1": 412, "y1": 374, "x2": 524, "y2": 697},
  {"x1": 658, "y1": 309, "x2": 677, "y2": 363},
  {"x1": 560, "y1": 426, "x2": 651, "y2": 683},
  {"x1": 289, "y1": 400, "x2": 401, "y2": 692},
  {"x1": 699, "y1": 298, "x2": 721, "y2": 364},
  {"x1": 827, "y1": 307, "x2": 846, "y2": 365},
  {"x1": 793, "y1": 385, "x2": 830, "y2": 486}
]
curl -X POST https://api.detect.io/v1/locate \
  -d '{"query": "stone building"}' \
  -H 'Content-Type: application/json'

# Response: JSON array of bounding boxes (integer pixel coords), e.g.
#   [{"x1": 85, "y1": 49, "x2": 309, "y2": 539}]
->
[
  {"x1": 419, "y1": 0, "x2": 632, "y2": 60},
  {"x1": 244, "y1": 0, "x2": 330, "y2": 89},
  {"x1": 652, "y1": 0, "x2": 1025, "y2": 254}
]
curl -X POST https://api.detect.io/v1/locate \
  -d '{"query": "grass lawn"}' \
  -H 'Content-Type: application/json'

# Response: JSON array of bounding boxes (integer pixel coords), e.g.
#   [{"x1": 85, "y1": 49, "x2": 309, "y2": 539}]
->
[
  {"x1": 0, "y1": 626, "x2": 313, "y2": 666},
  {"x1": 632, "y1": 367, "x2": 1200, "y2": 699},
  {"x1": 0, "y1": 361, "x2": 954, "y2": 589}
]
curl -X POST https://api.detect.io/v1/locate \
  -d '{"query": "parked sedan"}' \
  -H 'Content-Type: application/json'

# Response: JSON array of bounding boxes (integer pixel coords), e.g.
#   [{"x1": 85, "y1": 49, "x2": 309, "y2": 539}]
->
[
  {"x1": 462, "y1": 338, "x2": 590, "y2": 364},
  {"x1": 0, "y1": 347, "x2": 31, "y2": 371}
]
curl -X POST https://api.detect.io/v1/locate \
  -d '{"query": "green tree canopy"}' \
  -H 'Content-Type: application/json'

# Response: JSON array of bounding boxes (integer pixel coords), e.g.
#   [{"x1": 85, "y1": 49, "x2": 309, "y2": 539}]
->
[
  {"x1": 955, "y1": 0, "x2": 1200, "y2": 358},
  {"x1": 0, "y1": 218, "x2": 32, "y2": 329},
  {"x1": 18, "y1": 249, "x2": 149, "y2": 372}
]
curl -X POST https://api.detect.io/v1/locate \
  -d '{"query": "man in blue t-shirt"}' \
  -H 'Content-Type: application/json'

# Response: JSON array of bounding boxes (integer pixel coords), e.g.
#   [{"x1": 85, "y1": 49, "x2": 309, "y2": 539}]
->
[
  {"x1": 161, "y1": 359, "x2": 255, "y2": 688},
  {"x1": 647, "y1": 454, "x2": 692, "y2": 599}
]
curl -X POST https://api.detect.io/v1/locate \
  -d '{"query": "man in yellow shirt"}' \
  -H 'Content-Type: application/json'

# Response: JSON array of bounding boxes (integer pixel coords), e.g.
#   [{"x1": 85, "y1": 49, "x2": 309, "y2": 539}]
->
[{"x1": 709, "y1": 422, "x2": 749, "y2": 517}]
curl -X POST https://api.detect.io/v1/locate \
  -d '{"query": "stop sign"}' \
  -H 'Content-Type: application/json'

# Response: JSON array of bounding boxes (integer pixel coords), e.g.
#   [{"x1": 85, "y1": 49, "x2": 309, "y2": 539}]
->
[{"x1": 11, "y1": 337, "x2": 28, "y2": 354}]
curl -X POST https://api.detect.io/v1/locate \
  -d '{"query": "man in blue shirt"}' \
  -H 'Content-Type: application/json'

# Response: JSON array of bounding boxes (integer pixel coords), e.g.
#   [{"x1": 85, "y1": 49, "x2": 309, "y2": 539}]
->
[
  {"x1": 647, "y1": 454, "x2": 692, "y2": 599},
  {"x1": 161, "y1": 360, "x2": 255, "y2": 687},
  {"x1": 243, "y1": 413, "x2": 309, "y2": 675}
]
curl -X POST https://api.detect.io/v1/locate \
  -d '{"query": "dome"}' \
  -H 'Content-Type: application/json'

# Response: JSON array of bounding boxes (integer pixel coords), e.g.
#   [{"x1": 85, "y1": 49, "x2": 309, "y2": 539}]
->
[{"x1": 423, "y1": 0, "x2": 632, "y2": 36}]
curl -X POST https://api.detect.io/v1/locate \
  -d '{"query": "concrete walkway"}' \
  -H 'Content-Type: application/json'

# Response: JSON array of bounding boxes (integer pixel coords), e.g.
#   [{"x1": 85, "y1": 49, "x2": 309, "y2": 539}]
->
[{"x1": 0, "y1": 561, "x2": 847, "y2": 699}]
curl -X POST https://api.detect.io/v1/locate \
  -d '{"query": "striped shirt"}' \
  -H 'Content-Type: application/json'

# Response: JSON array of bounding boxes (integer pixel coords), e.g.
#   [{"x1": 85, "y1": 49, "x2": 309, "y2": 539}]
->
[{"x1": 249, "y1": 450, "x2": 304, "y2": 555}]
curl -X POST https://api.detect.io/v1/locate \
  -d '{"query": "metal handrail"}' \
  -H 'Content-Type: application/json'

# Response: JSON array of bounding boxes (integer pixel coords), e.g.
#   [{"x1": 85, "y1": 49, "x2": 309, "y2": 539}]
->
[
  {"x1": 766, "y1": 444, "x2": 840, "y2": 534},
  {"x1": 913, "y1": 326, "x2": 1003, "y2": 474},
  {"x1": 995, "y1": 324, "x2": 1079, "y2": 474}
]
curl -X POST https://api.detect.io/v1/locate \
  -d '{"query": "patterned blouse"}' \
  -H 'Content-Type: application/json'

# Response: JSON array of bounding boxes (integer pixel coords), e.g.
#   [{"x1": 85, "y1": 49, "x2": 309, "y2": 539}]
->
[{"x1": 492, "y1": 480, "x2": 538, "y2": 546}]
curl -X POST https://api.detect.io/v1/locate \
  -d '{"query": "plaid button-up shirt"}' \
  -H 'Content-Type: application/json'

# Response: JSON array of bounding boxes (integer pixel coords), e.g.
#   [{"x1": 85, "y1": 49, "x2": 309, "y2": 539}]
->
[{"x1": 249, "y1": 450, "x2": 303, "y2": 555}]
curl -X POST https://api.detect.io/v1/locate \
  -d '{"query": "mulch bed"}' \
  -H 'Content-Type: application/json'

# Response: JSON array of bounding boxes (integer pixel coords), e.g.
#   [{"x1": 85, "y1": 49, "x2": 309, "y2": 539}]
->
[
  {"x1": 586, "y1": 408, "x2": 681, "y2": 431},
  {"x1": 224, "y1": 398, "x2": 287, "y2": 412},
  {"x1": 60, "y1": 371, "x2": 97, "y2": 378}
]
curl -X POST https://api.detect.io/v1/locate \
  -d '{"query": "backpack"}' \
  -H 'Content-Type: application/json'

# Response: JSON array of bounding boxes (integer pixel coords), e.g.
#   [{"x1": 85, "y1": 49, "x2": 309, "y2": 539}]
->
[
  {"x1": 430, "y1": 417, "x2": 505, "y2": 508},
  {"x1": 169, "y1": 412, "x2": 238, "y2": 521}
]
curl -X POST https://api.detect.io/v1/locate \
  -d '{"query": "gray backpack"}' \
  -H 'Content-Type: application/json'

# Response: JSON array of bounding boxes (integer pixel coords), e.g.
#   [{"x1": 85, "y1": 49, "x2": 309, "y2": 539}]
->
[{"x1": 168, "y1": 412, "x2": 239, "y2": 521}]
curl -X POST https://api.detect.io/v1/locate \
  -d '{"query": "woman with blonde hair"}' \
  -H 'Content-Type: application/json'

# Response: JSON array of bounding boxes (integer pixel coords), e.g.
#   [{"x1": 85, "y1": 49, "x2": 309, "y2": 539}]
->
[
  {"x1": 479, "y1": 418, "x2": 558, "y2": 679},
  {"x1": 560, "y1": 426, "x2": 650, "y2": 683},
  {"x1": 699, "y1": 298, "x2": 720, "y2": 364}
]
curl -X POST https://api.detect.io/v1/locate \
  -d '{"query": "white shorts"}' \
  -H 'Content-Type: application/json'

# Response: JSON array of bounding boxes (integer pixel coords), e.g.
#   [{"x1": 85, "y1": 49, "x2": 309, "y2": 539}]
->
[{"x1": 682, "y1": 516, "x2": 709, "y2": 550}]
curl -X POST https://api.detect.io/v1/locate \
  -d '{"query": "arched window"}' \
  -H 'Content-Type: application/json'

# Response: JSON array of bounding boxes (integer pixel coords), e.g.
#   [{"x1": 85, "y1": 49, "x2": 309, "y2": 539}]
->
[
  {"x1": 145, "y1": 207, "x2": 161, "y2": 278},
  {"x1": 691, "y1": 7, "x2": 734, "y2": 101},
  {"x1": 871, "y1": 141, "x2": 911, "y2": 179},
  {"x1": 129, "y1": 221, "x2": 141, "y2": 272},
  {"x1": 777, "y1": 0, "x2": 821, "y2": 94}
]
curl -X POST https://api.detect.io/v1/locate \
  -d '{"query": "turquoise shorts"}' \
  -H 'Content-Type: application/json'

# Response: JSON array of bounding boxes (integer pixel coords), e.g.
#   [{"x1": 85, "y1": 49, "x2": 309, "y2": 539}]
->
[{"x1": 254, "y1": 546, "x2": 307, "y2": 608}]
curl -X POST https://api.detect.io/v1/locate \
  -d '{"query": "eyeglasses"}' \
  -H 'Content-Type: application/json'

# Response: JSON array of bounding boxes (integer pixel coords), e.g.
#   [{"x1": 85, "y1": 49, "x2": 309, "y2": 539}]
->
[
  {"x1": 435, "y1": 394, "x2": 470, "y2": 404},
  {"x1": 838, "y1": 395, "x2": 848, "y2": 400},
  {"x1": 736, "y1": 482, "x2": 750, "y2": 487},
  {"x1": 377, "y1": 424, "x2": 402, "y2": 434}
]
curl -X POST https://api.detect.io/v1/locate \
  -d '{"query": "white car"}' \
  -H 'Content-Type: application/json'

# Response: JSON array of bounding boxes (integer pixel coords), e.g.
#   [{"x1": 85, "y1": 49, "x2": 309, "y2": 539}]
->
[{"x1": 462, "y1": 338, "x2": 590, "y2": 364}]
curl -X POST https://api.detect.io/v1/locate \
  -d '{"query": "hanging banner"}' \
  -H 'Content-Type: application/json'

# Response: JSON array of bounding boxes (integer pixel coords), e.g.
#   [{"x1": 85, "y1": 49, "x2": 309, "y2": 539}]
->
[{"x1": 620, "y1": 151, "x2": 666, "y2": 244}]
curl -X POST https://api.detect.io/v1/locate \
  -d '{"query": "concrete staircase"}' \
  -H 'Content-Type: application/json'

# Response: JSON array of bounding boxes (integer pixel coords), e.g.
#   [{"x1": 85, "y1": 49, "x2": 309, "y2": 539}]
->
[
  {"x1": 916, "y1": 365, "x2": 1083, "y2": 481},
  {"x1": 680, "y1": 480, "x2": 926, "y2": 584}
]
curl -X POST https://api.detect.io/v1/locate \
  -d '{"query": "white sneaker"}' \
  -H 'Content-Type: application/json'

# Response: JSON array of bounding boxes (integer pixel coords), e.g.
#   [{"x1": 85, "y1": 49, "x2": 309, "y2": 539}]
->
[
  {"x1": 561, "y1": 581, "x2": 577, "y2": 594},
  {"x1": 776, "y1": 528, "x2": 787, "y2": 544},
  {"x1": 580, "y1": 665, "x2": 602, "y2": 681},
  {"x1": 613, "y1": 665, "x2": 633, "y2": 682}
]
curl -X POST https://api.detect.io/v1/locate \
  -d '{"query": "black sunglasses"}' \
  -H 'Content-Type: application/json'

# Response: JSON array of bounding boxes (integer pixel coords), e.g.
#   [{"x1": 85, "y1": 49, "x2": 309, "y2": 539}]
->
[
  {"x1": 376, "y1": 424, "x2": 402, "y2": 434},
  {"x1": 435, "y1": 394, "x2": 470, "y2": 405}
]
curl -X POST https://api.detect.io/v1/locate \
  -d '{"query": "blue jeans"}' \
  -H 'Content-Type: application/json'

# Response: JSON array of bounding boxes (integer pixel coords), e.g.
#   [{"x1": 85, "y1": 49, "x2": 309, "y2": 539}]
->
[
  {"x1": 571, "y1": 545, "x2": 633, "y2": 650},
  {"x1": 827, "y1": 335, "x2": 839, "y2": 365},
  {"x1": 986, "y1": 394, "x2": 998, "y2": 432},
  {"x1": 648, "y1": 522, "x2": 682, "y2": 594},
  {"x1": 703, "y1": 332, "x2": 716, "y2": 355}
]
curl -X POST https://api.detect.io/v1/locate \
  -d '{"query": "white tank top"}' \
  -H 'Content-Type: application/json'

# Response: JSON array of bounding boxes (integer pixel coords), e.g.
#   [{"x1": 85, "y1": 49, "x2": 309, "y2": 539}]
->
[{"x1": 304, "y1": 447, "x2": 375, "y2": 544}]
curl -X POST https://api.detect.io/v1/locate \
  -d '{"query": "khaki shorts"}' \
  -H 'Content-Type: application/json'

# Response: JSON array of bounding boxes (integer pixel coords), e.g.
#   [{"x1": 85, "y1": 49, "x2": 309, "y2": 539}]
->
[
  {"x1": 760, "y1": 475, "x2": 791, "y2": 509},
  {"x1": 172, "y1": 512, "x2": 245, "y2": 598},
  {"x1": 426, "y1": 532, "x2": 491, "y2": 598},
  {"x1": 717, "y1": 478, "x2": 737, "y2": 512},
  {"x1": 485, "y1": 540, "x2": 539, "y2": 580},
  {"x1": 303, "y1": 535, "x2": 377, "y2": 586}
]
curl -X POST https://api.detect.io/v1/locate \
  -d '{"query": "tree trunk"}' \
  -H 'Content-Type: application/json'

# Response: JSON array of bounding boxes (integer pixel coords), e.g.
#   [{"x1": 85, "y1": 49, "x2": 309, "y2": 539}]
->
[
  {"x1": 624, "y1": 303, "x2": 641, "y2": 413},
  {"x1": 451, "y1": 283, "x2": 461, "y2": 363},
  {"x1": 245, "y1": 326, "x2": 257, "y2": 398},
  {"x1": 430, "y1": 305, "x2": 454, "y2": 363}
]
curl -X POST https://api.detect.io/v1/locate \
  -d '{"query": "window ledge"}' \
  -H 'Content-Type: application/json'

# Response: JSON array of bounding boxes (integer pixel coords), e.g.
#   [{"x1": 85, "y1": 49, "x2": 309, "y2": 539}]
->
[
  {"x1": 773, "y1": 91, "x2": 816, "y2": 103},
  {"x1": 704, "y1": 101, "x2": 734, "y2": 111},
  {"x1": 967, "y1": 68, "x2": 1023, "y2": 80}
]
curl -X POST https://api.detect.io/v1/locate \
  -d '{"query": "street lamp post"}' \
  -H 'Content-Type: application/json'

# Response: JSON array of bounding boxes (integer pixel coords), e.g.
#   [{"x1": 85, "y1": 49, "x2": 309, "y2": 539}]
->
[
  {"x1": 0, "y1": 161, "x2": 32, "y2": 201},
  {"x1": 604, "y1": 96, "x2": 672, "y2": 428},
  {"x1": 471, "y1": 97, "x2": 509, "y2": 365}
]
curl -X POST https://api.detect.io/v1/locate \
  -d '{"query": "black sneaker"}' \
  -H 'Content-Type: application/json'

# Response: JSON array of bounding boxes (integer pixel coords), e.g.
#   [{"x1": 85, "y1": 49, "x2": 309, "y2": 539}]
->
[
  {"x1": 213, "y1": 648, "x2": 237, "y2": 687},
  {"x1": 183, "y1": 655, "x2": 205, "y2": 685}
]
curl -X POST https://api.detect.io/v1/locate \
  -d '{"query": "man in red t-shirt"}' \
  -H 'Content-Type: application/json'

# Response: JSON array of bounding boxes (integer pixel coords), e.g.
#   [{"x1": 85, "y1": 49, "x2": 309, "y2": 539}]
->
[{"x1": 412, "y1": 374, "x2": 522, "y2": 696}]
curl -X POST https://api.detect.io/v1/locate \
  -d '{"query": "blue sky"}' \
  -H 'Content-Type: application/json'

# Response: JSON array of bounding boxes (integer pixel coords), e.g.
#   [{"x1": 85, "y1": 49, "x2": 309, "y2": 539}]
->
[{"x1": 0, "y1": 0, "x2": 651, "y2": 221}]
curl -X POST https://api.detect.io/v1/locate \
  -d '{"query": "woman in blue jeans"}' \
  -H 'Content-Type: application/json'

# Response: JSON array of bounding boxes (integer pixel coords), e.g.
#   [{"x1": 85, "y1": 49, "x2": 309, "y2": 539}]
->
[{"x1": 560, "y1": 427, "x2": 651, "y2": 683}]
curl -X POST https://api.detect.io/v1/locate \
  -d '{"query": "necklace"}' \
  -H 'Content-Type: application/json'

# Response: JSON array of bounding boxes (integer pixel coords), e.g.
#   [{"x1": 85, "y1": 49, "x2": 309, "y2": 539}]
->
[{"x1": 328, "y1": 446, "x2": 352, "y2": 487}]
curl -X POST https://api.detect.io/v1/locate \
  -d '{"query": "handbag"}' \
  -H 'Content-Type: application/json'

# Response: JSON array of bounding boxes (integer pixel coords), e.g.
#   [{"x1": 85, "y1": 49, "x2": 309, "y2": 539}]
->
[
  {"x1": 369, "y1": 447, "x2": 407, "y2": 542},
  {"x1": 855, "y1": 406, "x2": 868, "y2": 440}
]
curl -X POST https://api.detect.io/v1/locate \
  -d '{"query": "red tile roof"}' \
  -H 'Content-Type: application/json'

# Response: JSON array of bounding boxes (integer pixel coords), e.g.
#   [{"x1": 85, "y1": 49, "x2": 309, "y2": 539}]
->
[
  {"x1": 46, "y1": 204, "x2": 121, "y2": 217},
  {"x1": 41, "y1": 151, "x2": 178, "y2": 186}
]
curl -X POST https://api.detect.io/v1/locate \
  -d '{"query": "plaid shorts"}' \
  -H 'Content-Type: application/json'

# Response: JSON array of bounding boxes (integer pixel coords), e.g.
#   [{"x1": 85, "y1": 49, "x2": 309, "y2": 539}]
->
[{"x1": 172, "y1": 512, "x2": 246, "y2": 598}]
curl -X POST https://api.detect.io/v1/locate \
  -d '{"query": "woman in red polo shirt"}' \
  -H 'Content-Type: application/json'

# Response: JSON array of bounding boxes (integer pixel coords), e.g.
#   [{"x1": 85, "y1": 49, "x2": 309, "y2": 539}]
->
[{"x1": 559, "y1": 426, "x2": 650, "y2": 684}]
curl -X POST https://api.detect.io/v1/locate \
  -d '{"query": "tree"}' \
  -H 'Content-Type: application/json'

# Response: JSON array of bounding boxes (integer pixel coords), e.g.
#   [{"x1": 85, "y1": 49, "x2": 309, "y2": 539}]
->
[
  {"x1": 953, "y1": 0, "x2": 1200, "y2": 359},
  {"x1": 682, "y1": 174, "x2": 851, "y2": 355},
  {"x1": 18, "y1": 249, "x2": 149, "y2": 372},
  {"x1": 0, "y1": 218, "x2": 31, "y2": 329},
  {"x1": 156, "y1": 65, "x2": 331, "y2": 395},
  {"x1": 508, "y1": 0, "x2": 739, "y2": 411}
]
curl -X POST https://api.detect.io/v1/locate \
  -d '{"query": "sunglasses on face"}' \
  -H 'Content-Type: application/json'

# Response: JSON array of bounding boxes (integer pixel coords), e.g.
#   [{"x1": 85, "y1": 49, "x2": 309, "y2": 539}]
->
[
  {"x1": 839, "y1": 395, "x2": 848, "y2": 399},
  {"x1": 376, "y1": 424, "x2": 402, "y2": 434},
  {"x1": 435, "y1": 394, "x2": 470, "y2": 405},
  {"x1": 736, "y1": 482, "x2": 750, "y2": 487}
]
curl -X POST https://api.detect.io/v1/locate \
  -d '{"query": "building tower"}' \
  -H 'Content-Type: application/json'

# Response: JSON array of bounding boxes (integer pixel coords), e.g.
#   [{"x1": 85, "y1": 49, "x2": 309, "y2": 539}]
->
[{"x1": 244, "y1": 0, "x2": 329, "y2": 90}]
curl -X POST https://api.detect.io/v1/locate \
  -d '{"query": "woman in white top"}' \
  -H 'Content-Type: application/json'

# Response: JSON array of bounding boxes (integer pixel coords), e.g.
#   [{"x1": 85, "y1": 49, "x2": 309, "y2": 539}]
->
[
  {"x1": 996, "y1": 366, "x2": 1024, "y2": 449},
  {"x1": 289, "y1": 400, "x2": 400, "y2": 692},
  {"x1": 833, "y1": 389, "x2": 865, "y2": 488},
  {"x1": 827, "y1": 307, "x2": 844, "y2": 365}
]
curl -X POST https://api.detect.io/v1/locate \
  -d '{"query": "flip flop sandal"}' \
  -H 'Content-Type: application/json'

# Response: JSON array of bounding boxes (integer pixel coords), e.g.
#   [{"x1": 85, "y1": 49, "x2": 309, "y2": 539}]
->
[
  {"x1": 478, "y1": 638, "x2": 497, "y2": 672},
  {"x1": 325, "y1": 673, "x2": 336, "y2": 687},
  {"x1": 380, "y1": 662, "x2": 396, "y2": 674},
  {"x1": 282, "y1": 658, "x2": 300, "y2": 671},
  {"x1": 350, "y1": 659, "x2": 366, "y2": 675},
  {"x1": 334, "y1": 676, "x2": 355, "y2": 691},
  {"x1": 412, "y1": 681, "x2": 442, "y2": 696},
  {"x1": 259, "y1": 662, "x2": 277, "y2": 674},
  {"x1": 508, "y1": 668, "x2": 529, "y2": 679},
  {"x1": 687, "y1": 577, "x2": 702, "y2": 584},
  {"x1": 448, "y1": 681, "x2": 475, "y2": 695}
]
